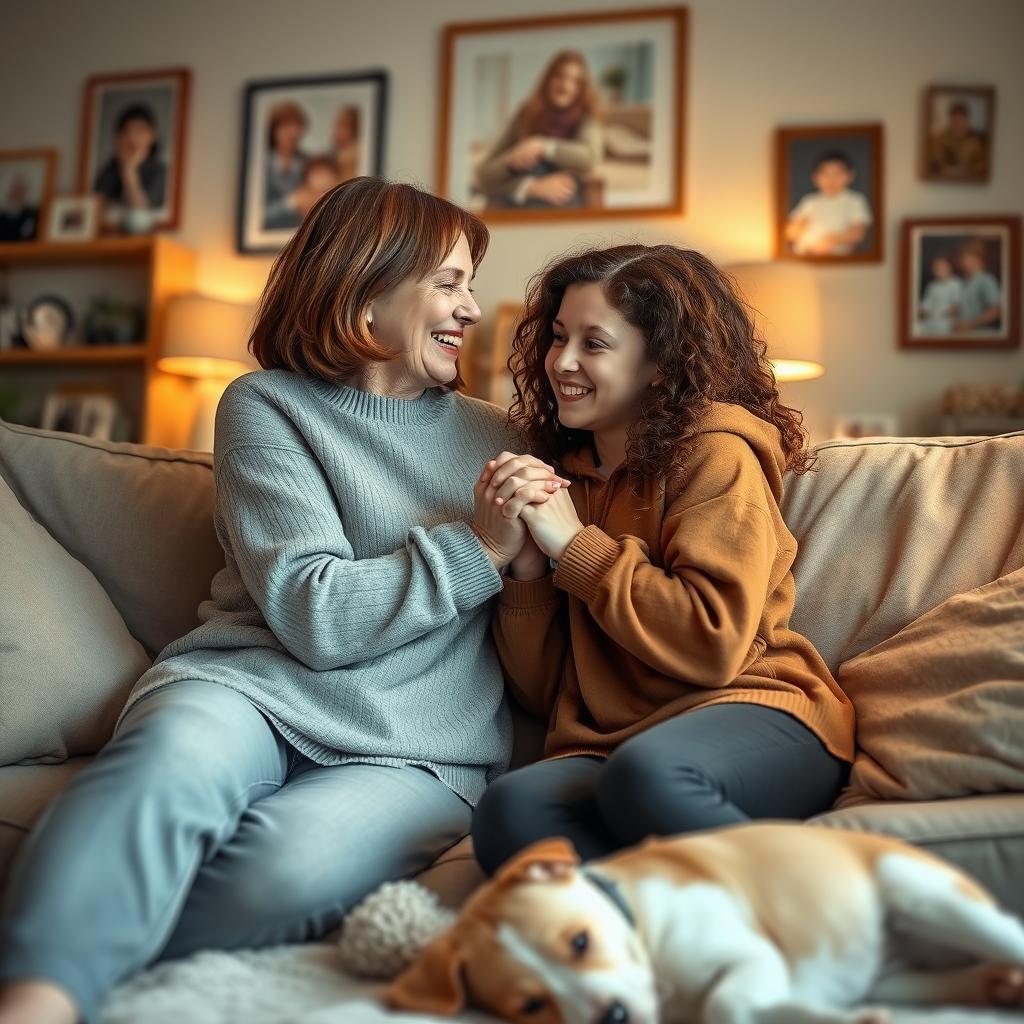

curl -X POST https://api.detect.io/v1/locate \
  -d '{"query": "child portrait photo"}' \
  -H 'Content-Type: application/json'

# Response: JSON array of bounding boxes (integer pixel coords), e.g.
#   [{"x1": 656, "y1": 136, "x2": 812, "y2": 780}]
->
[
  {"x1": 237, "y1": 71, "x2": 387, "y2": 253},
  {"x1": 921, "y1": 85, "x2": 995, "y2": 183},
  {"x1": 439, "y1": 8, "x2": 686, "y2": 221},
  {"x1": 900, "y1": 216, "x2": 1020, "y2": 350},
  {"x1": 0, "y1": 148, "x2": 56, "y2": 243},
  {"x1": 776, "y1": 123, "x2": 883, "y2": 263}
]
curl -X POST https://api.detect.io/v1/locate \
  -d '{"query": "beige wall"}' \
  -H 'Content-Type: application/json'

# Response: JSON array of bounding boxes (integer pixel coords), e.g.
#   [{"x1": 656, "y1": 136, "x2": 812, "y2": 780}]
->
[{"x1": 2, "y1": 0, "x2": 1021, "y2": 441}]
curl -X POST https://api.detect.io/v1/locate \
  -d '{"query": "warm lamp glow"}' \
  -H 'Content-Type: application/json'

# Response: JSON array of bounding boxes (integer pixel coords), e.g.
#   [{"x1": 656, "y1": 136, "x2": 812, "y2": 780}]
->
[{"x1": 726, "y1": 262, "x2": 824, "y2": 382}]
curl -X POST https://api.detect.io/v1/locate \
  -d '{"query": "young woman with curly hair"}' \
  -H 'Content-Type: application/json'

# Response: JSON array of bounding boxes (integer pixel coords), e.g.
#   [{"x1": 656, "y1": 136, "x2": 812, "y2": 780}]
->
[{"x1": 471, "y1": 243, "x2": 856, "y2": 874}]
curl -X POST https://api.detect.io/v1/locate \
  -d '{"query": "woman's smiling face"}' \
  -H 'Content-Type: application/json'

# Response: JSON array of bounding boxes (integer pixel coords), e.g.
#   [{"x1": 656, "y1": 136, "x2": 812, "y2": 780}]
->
[
  {"x1": 367, "y1": 232, "x2": 481, "y2": 394},
  {"x1": 544, "y1": 281, "x2": 660, "y2": 436}
]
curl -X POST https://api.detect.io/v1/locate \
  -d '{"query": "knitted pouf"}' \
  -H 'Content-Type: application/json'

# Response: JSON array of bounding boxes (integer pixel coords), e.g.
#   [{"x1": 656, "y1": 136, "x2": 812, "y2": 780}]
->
[{"x1": 336, "y1": 880, "x2": 457, "y2": 980}]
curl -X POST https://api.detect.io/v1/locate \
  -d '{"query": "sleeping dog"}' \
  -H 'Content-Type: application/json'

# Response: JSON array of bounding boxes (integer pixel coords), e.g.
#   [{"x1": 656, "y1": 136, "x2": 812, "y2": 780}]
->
[{"x1": 386, "y1": 822, "x2": 1024, "y2": 1024}]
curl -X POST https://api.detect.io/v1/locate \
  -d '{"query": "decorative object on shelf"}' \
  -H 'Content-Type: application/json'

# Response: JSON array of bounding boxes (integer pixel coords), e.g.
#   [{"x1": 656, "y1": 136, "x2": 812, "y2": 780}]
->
[
  {"x1": 39, "y1": 386, "x2": 121, "y2": 440},
  {"x1": 78, "y1": 67, "x2": 190, "y2": 233},
  {"x1": 156, "y1": 292, "x2": 257, "y2": 450},
  {"x1": 0, "y1": 268, "x2": 17, "y2": 351},
  {"x1": 775, "y1": 123, "x2": 883, "y2": 263},
  {"x1": 20, "y1": 295, "x2": 76, "y2": 351},
  {"x1": 237, "y1": 71, "x2": 388, "y2": 255},
  {"x1": 45, "y1": 193, "x2": 105, "y2": 242},
  {"x1": 900, "y1": 215, "x2": 1020, "y2": 350},
  {"x1": 921, "y1": 85, "x2": 995, "y2": 184},
  {"x1": 439, "y1": 6, "x2": 686, "y2": 222},
  {"x1": 0, "y1": 148, "x2": 57, "y2": 243},
  {"x1": 83, "y1": 295, "x2": 146, "y2": 346},
  {"x1": 725, "y1": 261, "x2": 824, "y2": 382},
  {"x1": 832, "y1": 413, "x2": 899, "y2": 440}
]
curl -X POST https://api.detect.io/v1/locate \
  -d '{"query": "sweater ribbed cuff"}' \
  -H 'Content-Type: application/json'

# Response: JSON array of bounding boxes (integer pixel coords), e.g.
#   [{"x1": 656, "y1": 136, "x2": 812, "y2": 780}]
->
[
  {"x1": 499, "y1": 572, "x2": 559, "y2": 609},
  {"x1": 439, "y1": 521, "x2": 506, "y2": 612},
  {"x1": 552, "y1": 525, "x2": 620, "y2": 604}
]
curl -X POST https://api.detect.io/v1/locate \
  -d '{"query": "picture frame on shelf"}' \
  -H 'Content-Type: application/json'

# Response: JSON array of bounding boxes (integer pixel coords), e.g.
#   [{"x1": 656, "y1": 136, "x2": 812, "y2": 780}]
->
[
  {"x1": 900, "y1": 215, "x2": 1020, "y2": 351},
  {"x1": 237, "y1": 70, "x2": 388, "y2": 254},
  {"x1": 20, "y1": 295, "x2": 76, "y2": 351},
  {"x1": 832, "y1": 413, "x2": 900, "y2": 440},
  {"x1": 39, "y1": 387, "x2": 121, "y2": 440},
  {"x1": 78, "y1": 67, "x2": 191, "y2": 234},
  {"x1": 45, "y1": 194, "x2": 105, "y2": 243},
  {"x1": 775, "y1": 123, "x2": 883, "y2": 263},
  {"x1": 921, "y1": 85, "x2": 995, "y2": 184},
  {"x1": 0, "y1": 148, "x2": 57, "y2": 243},
  {"x1": 439, "y1": 6, "x2": 687, "y2": 221}
]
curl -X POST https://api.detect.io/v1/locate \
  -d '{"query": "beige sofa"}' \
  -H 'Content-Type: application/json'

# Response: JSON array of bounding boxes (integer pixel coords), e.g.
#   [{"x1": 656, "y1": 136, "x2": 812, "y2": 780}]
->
[{"x1": 2, "y1": 417, "x2": 1023, "y2": 932}]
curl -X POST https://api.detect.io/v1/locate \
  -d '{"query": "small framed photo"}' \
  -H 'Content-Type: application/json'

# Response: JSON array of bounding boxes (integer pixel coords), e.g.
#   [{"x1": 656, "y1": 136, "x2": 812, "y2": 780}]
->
[
  {"x1": 237, "y1": 71, "x2": 388, "y2": 254},
  {"x1": 832, "y1": 413, "x2": 900, "y2": 440},
  {"x1": 439, "y1": 7, "x2": 687, "y2": 221},
  {"x1": 0, "y1": 148, "x2": 57, "y2": 243},
  {"x1": 900, "y1": 216, "x2": 1020, "y2": 351},
  {"x1": 776, "y1": 123, "x2": 883, "y2": 263},
  {"x1": 921, "y1": 85, "x2": 995, "y2": 183},
  {"x1": 40, "y1": 388, "x2": 120, "y2": 440},
  {"x1": 45, "y1": 194, "x2": 104, "y2": 242},
  {"x1": 78, "y1": 67, "x2": 190, "y2": 233}
]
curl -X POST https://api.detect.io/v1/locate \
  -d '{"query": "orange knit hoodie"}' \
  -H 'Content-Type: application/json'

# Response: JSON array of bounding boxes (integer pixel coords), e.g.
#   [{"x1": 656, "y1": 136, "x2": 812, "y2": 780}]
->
[{"x1": 493, "y1": 401, "x2": 855, "y2": 763}]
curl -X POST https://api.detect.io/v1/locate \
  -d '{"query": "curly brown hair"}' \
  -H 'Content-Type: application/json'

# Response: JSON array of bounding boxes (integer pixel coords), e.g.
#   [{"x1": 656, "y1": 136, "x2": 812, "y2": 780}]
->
[{"x1": 508, "y1": 243, "x2": 816, "y2": 483}]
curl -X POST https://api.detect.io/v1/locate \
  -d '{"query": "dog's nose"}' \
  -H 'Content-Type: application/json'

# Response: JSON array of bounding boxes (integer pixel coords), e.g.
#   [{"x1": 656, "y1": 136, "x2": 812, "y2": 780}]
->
[{"x1": 598, "y1": 1001, "x2": 629, "y2": 1024}]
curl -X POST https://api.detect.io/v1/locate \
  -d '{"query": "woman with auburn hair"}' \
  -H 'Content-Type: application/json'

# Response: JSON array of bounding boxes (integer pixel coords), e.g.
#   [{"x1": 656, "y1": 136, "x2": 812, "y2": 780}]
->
[
  {"x1": 470, "y1": 243, "x2": 856, "y2": 874},
  {"x1": 474, "y1": 50, "x2": 603, "y2": 209},
  {"x1": 0, "y1": 177, "x2": 567, "y2": 1024}
]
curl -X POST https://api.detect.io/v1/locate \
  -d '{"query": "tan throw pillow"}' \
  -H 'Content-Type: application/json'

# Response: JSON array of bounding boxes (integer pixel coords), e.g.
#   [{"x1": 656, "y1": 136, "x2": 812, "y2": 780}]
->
[
  {"x1": 835, "y1": 566, "x2": 1024, "y2": 808},
  {"x1": 0, "y1": 478, "x2": 151, "y2": 766}
]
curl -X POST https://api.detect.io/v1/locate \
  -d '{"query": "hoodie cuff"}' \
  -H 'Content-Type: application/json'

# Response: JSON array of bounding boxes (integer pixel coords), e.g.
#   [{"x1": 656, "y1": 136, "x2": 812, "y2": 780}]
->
[{"x1": 553, "y1": 525, "x2": 620, "y2": 604}]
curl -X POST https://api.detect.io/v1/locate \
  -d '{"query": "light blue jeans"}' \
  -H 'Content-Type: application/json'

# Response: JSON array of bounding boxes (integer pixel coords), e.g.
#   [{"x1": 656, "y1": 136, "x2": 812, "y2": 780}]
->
[{"x1": 0, "y1": 680, "x2": 471, "y2": 1023}]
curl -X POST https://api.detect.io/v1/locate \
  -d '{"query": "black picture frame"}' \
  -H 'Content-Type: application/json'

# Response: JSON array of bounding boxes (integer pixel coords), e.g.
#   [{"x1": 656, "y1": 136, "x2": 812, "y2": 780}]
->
[{"x1": 236, "y1": 70, "x2": 388, "y2": 255}]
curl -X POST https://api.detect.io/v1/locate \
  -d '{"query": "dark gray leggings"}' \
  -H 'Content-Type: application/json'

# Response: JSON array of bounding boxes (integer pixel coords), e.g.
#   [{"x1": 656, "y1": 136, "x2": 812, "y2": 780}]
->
[{"x1": 472, "y1": 703, "x2": 848, "y2": 875}]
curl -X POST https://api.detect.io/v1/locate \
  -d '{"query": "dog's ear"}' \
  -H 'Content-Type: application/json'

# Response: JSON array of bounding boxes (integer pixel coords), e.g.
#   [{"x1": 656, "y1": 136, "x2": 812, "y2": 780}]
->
[
  {"x1": 384, "y1": 928, "x2": 467, "y2": 1015},
  {"x1": 496, "y1": 836, "x2": 580, "y2": 886}
]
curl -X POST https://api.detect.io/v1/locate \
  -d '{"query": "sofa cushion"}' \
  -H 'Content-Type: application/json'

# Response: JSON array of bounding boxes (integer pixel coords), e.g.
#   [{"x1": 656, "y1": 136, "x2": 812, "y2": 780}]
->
[
  {"x1": 835, "y1": 567, "x2": 1024, "y2": 808},
  {"x1": 0, "y1": 478, "x2": 151, "y2": 765},
  {"x1": 781, "y1": 431, "x2": 1024, "y2": 675},
  {"x1": 0, "y1": 419, "x2": 224, "y2": 657}
]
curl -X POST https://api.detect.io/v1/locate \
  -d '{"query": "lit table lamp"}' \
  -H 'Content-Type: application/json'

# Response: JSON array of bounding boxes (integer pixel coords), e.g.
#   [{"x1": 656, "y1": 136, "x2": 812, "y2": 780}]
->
[
  {"x1": 726, "y1": 262, "x2": 824, "y2": 382},
  {"x1": 157, "y1": 293, "x2": 257, "y2": 451}
]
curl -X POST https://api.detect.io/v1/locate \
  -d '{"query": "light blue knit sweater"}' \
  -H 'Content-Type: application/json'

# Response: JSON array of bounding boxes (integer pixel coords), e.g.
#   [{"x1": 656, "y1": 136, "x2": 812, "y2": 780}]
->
[{"x1": 119, "y1": 369, "x2": 518, "y2": 804}]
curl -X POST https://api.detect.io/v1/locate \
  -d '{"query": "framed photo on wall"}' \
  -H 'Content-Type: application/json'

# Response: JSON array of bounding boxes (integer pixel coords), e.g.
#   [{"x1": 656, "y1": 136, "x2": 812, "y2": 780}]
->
[
  {"x1": 900, "y1": 216, "x2": 1020, "y2": 350},
  {"x1": 78, "y1": 68, "x2": 190, "y2": 233},
  {"x1": 921, "y1": 85, "x2": 995, "y2": 184},
  {"x1": 439, "y1": 6, "x2": 687, "y2": 221},
  {"x1": 0, "y1": 148, "x2": 57, "y2": 243},
  {"x1": 775, "y1": 123, "x2": 883, "y2": 263},
  {"x1": 237, "y1": 71, "x2": 388, "y2": 254}
]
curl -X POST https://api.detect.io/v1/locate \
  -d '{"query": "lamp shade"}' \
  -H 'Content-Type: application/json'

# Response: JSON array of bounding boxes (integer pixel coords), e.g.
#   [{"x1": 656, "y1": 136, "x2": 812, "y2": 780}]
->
[
  {"x1": 157, "y1": 293, "x2": 257, "y2": 380},
  {"x1": 726, "y1": 262, "x2": 824, "y2": 382}
]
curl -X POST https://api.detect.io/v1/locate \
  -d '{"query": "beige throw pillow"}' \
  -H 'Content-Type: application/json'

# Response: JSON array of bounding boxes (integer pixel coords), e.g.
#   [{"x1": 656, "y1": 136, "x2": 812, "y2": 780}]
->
[
  {"x1": 0, "y1": 478, "x2": 151, "y2": 765},
  {"x1": 835, "y1": 566, "x2": 1024, "y2": 808}
]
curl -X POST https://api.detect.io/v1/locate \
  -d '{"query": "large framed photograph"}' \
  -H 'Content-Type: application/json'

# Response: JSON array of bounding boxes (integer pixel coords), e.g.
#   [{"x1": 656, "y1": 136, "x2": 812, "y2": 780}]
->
[
  {"x1": 0, "y1": 148, "x2": 57, "y2": 243},
  {"x1": 78, "y1": 68, "x2": 190, "y2": 233},
  {"x1": 237, "y1": 71, "x2": 388, "y2": 254},
  {"x1": 900, "y1": 216, "x2": 1020, "y2": 351},
  {"x1": 921, "y1": 85, "x2": 995, "y2": 184},
  {"x1": 776, "y1": 123, "x2": 883, "y2": 263},
  {"x1": 439, "y1": 7, "x2": 687, "y2": 221}
]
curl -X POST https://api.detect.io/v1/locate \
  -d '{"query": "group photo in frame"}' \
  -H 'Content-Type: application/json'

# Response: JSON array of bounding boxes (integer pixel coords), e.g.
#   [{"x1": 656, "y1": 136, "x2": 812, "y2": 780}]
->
[
  {"x1": 78, "y1": 67, "x2": 190, "y2": 234},
  {"x1": 438, "y1": 6, "x2": 687, "y2": 221},
  {"x1": 921, "y1": 84, "x2": 995, "y2": 184},
  {"x1": 0, "y1": 148, "x2": 57, "y2": 243},
  {"x1": 775, "y1": 122, "x2": 883, "y2": 263},
  {"x1": 900, "y1": 215, "x2": 1020, "y2": 351},
  {"x1": 237, "y1": 70, "x2": 388, "y2": 254}
]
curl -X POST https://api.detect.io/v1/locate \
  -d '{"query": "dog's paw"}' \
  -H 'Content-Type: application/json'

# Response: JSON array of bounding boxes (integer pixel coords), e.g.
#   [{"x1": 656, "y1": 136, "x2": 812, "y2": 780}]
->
[{"x1": 981, "y1": 964, "x2": 1024, "y2": 1008}]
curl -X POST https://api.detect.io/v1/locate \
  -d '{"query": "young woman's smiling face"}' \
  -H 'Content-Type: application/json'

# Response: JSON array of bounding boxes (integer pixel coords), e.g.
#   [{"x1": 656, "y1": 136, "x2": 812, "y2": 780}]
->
[
  {"x1": 367, "y1": 232, "x2": 481, "y2": 395},
  {"x1": 544, "y1": 281, "x2": 660, "y2": 437}
]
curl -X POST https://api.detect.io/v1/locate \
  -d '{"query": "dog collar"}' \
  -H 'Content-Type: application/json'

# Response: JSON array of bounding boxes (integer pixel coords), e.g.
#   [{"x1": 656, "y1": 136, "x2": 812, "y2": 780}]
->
[{"x1": 582, "y1": 867, "x2": 635, "y2": 928}]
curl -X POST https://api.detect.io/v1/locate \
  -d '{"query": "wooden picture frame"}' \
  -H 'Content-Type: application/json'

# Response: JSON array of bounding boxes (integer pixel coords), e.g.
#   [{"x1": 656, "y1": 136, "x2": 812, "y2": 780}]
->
[
  {"x1": 0, "y1": 148, "x2": 57, "y2": 243},
  {"x1": 77, "y1": 67, "x2": 191, "y2": 233},
  {"x1": 899, "y1": 215, "x2": 1020, "y2": 351},
  {"x1": 45, "y1": 193, "x2": 105, "y2": 242},
  {"x1": 439, "y1": 6, "x2": 687, "y2": 222},
  {"x1": 236, "y1": 70, "x2": 388, "y2": 254},
  {"x1": 920, "y1": 85, "x2": 995, "y2": 184},
  {"x1": 775, "y1": 123, "x2": 883, "y2": 263}
]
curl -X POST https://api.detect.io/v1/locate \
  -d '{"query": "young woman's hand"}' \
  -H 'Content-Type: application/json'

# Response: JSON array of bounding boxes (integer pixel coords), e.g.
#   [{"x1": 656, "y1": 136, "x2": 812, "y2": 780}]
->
[{"x1": 519, "y1": 486, "x2": 585, "y2": 562}]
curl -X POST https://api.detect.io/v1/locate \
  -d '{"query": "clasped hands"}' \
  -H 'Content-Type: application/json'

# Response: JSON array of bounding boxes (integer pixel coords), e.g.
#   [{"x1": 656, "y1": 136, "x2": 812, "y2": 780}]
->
[{"x1": 471, "y1": 452, "x2": 585, "y2": 580}]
